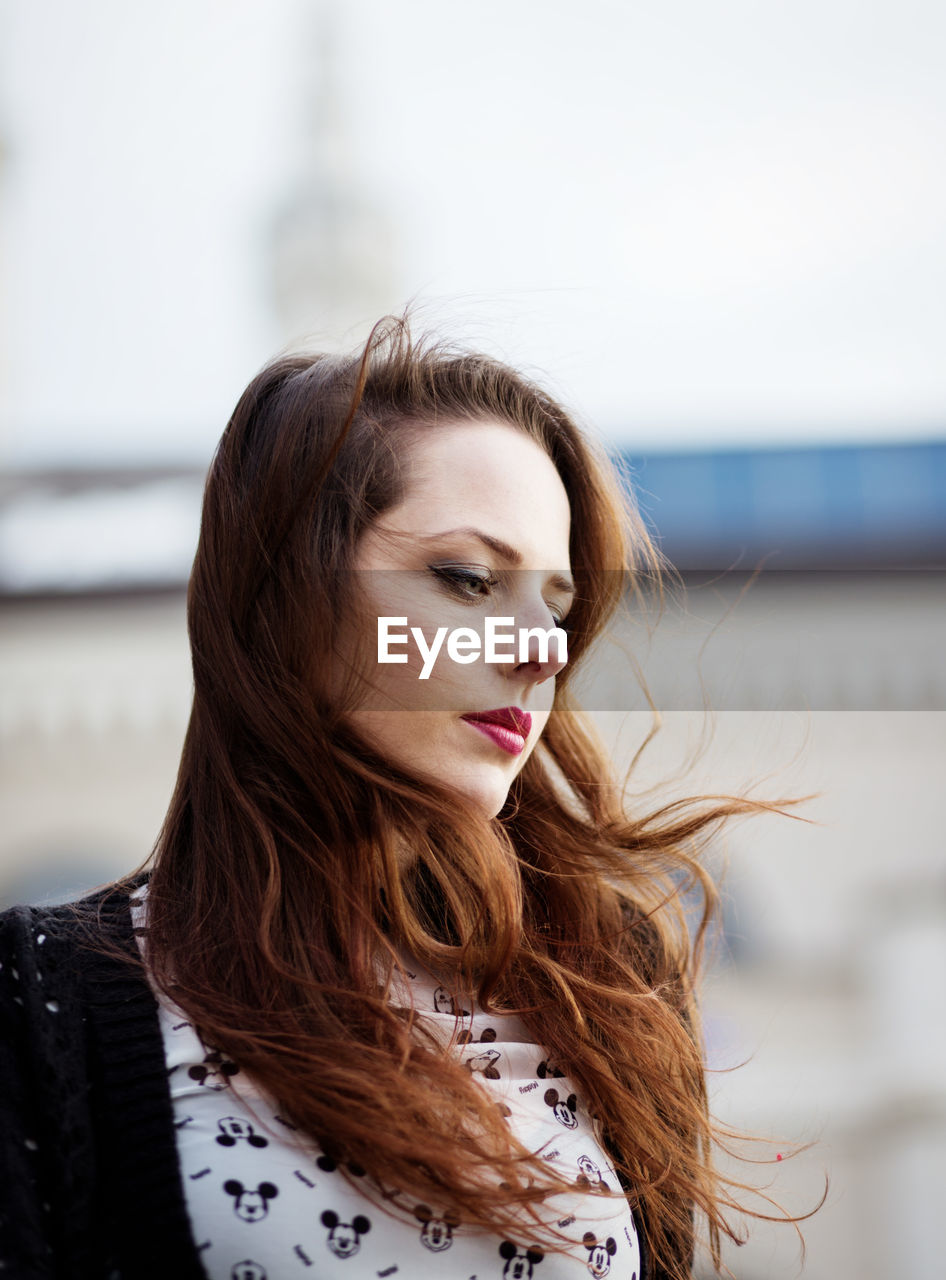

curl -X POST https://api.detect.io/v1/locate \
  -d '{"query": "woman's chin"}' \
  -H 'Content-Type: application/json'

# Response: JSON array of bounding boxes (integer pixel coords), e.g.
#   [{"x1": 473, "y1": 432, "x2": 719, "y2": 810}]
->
[{"x1": 440, "y1": 768, "x2": 514, "y2": 822}]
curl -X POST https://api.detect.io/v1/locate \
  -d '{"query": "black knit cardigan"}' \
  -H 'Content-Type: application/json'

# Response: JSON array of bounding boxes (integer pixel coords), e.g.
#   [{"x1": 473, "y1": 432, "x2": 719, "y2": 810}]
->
[{"x1": 0, "y1": 880, "x2": 681, "y2": 1280}]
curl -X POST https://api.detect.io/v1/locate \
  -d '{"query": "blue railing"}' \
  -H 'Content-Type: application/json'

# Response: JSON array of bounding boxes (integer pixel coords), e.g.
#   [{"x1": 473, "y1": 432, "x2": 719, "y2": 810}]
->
[{"x1": 617, "y1": 440, "x2": 946, "y2": 569}]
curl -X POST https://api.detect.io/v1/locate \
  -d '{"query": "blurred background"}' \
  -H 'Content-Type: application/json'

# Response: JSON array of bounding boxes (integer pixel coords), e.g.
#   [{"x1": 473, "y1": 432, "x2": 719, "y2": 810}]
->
[{"x1": 1, "y1": 1, "x2": 944, "y2": 1275}]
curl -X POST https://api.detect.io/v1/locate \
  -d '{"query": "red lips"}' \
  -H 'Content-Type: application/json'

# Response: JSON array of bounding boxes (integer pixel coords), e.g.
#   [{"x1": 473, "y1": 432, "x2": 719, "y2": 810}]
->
[{"x1": 460, "y1": 707, "x2": 532, "y2": 738}]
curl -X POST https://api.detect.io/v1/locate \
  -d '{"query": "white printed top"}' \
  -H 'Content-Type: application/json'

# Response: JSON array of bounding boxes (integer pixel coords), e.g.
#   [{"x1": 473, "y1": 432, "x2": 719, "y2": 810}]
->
[{"x1": 130, "y1": 887, "x2": 641, "y2": 1280}]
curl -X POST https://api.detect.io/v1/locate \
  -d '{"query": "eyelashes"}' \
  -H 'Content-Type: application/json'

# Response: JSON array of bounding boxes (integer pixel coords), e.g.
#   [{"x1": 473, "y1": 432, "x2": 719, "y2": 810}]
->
[
  {"x1": 428, "y1": 563, "x2": 571, "y2": 630},
  {"x1": 430, "y1": 563, "x2": 499, "y2": 599}
]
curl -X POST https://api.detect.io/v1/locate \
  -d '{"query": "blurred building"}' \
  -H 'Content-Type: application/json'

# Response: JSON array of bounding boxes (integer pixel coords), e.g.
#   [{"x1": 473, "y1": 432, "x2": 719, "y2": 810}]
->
[{"x1": 268, "y1": 4, "x2": 399, "y2": 347}]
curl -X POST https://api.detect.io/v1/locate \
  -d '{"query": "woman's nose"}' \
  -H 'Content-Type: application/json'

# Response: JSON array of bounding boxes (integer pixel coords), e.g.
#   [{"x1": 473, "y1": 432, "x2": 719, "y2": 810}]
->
[
  {"x1": 508, "y1": 599, "x2": 569, "y2": 683},
  {"x1": 516, "y1": 632, "x2": 567, "y2": 682}
]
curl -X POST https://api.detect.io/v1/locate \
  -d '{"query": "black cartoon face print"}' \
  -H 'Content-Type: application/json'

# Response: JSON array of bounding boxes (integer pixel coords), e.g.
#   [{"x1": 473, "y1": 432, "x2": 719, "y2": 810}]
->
[
  {"x1": 321, "y1": 1210, "x2": 371, "y2": 1259},
  {"x1": 536, "y1": 1059, "x2": 565, "y2": 1079},
  {"x1": 457, "y1": 1025, "x2": 497, "y2": 1045},
  {"x1": 582, "y1": 1233, "x2": 617, "y2": 1278},
  {"x1": 433, "y1": 986, "x2": 471, "y2": 1017},
  {"x1": 575, "y1": 1155, "x2": 611, "y2": 1192},
  {"x1": 230, "y1": 1263, "x2": 266, "y2": 1280},
  {"x1": 413, "y1": 1204, "x2": 459, "y2": 1252},
  {"x1": 499, "y1": 1241, "x2": 544, "y2": 1278},
  {"x1": 223, "y1": 1180, "x2": 279, "y2": 1223},
  {"x1": 188, "y1": 1049, "x2": 239, "y2": 1090},
  {"x1": 216, "y1": 1116, "x2": 268, "y2": 1148},
  {"x1": 464, "y1": 1048, "x2": 502, "y2": 1080},
  {"x1": 543, "y1": 1088, "x2": 578, "y2": 1129}
]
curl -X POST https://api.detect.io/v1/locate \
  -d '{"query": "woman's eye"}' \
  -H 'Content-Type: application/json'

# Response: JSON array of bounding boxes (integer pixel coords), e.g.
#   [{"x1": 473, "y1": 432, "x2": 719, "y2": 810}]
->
[
  {"x1": 430, "y1": 565, "x2": 572, "y2": 630},
  {"x1": 430, "y1": 565, "x2": 499, "y2": 599}
]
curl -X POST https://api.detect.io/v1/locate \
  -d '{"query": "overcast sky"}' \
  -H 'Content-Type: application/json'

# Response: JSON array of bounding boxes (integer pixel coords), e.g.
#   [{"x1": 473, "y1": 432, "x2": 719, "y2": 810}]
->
[{"x1": 1, "y1": 0, "x2": 945, "y2": 465}]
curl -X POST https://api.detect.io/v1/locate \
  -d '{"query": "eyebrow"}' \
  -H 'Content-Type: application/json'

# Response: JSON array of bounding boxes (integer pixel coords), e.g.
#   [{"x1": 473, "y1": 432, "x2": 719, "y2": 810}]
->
[{"x1": 425, "y1": 526, "x2": 576, "y2": 598}]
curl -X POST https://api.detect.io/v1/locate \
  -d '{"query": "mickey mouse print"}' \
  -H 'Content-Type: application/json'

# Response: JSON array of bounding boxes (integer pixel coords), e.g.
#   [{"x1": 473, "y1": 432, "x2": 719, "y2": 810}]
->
[{"x1": 132, "y1": 887, "x2": 642, "y2": 1278}]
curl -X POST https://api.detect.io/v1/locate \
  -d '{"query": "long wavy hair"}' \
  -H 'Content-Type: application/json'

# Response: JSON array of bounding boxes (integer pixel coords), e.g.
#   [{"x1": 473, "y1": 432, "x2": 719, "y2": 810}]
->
[{"x1": 130, "y1": 317, "x2": 801, "y2": 1277}]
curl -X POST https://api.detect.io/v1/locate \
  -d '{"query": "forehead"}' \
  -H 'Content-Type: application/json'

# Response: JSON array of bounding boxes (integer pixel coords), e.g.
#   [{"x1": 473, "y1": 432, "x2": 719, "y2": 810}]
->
[{"x1": 391, "y1": 417, "x2": 572, "y2": 565}]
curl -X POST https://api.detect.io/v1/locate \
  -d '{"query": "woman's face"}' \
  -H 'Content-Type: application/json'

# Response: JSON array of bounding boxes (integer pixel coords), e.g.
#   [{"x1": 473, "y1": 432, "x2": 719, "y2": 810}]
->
[{"x1": 341, "y1": 418, "x2": 574, "y2": 819}]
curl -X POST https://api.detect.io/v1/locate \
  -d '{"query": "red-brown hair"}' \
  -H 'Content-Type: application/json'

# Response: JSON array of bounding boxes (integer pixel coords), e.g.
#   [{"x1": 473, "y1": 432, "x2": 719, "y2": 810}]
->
[{"x1": 131, "y1": 317, "x2": 804, "y2": 1276}]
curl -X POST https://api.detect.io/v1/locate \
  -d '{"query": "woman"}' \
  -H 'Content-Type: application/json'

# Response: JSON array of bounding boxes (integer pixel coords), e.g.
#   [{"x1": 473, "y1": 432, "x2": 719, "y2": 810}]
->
[{"x1": 0, "y1": 318, "x2": 793, "y2": 1279}]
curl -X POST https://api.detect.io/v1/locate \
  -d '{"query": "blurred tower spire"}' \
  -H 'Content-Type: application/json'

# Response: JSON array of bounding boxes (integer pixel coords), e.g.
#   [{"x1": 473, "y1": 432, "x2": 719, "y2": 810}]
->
[{"x1": 269, "y1": 0, "x2": 399, "y2": 349}]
